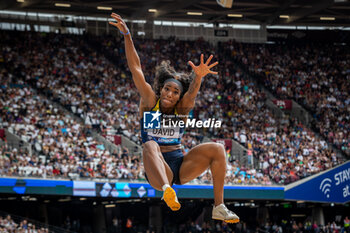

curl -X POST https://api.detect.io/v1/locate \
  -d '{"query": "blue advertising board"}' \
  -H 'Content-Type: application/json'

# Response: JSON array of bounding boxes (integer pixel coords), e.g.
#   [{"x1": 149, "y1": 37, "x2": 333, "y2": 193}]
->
[
  {"x1": 0, "y1": 178, "x2": 73, "y2": 195},
  {"x1": 0, "y1": 177, "x2": 284, "y2": 200},
  {"x1": 0, "y1": 161, "x2": 348, "y2": 204},
  {"x1": 285, "y1": 161, "x2": 350, "y2": 204}
]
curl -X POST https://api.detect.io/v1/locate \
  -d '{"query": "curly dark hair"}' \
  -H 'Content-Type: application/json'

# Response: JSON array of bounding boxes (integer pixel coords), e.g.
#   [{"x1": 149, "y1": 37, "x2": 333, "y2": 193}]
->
[{"x1": 153, "y1": 61, "x2": 193, "y2": 100}]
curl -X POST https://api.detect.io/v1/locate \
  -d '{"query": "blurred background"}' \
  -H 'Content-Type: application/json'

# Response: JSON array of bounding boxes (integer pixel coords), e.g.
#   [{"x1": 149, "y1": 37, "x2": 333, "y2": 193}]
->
[{"x1": 0, "y1": 0, "x2": 349, "y2": 232}]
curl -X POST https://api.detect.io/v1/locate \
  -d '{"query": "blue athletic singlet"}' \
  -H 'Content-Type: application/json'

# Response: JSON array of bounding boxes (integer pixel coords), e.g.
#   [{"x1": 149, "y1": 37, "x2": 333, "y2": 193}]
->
[{"x1": 140, "y1": 99, "x2": 185, "y2": 146}]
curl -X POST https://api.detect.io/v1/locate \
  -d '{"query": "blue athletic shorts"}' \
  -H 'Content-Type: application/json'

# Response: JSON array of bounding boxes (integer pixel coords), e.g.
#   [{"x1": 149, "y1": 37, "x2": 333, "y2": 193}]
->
[{"x1": 145, "y1": 149, "x2": 184, "y2": 185}]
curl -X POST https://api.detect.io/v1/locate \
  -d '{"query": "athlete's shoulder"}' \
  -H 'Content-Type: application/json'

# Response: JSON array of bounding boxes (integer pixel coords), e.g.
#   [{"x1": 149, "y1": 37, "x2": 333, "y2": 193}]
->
[{"x1": 139, "y1": 97, "x2": 158, "y2": 116}]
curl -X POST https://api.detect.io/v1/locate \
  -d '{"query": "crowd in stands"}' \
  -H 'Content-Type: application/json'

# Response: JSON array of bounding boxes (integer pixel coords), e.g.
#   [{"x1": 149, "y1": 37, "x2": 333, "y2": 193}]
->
[
  {"x1": 221, "y1": 41, "x2": 350, "y2": 155},
  {"x1": 91, "y1": 34, "x2": 344, "y2": 184},
  {"x1": 0, "y1": 143, "x2": 145, "y2": 180},
  {"x1": 0, "y1": 72, "x2": 143, "y2": 180},
  {"x1": 193, "y1": 67, "x2": 339, "y2": 184},
  {"x1": 101, "y1": 34, "x2": 344, "y2": 184},
  {"x1": 0, "y1": 214, "x2": 49, "y2": 233},
  {"x1": 2, "y1": 31, "x2": 141, "y2": 143},
  {"x1": 0, "y1": 29, "x2": 346, "y2": 185},
  {"x1": 176, "y1": 219, "x2": 345, "y2": 233},
  {"x1": 106, "y1": 214, "x2": 347, "y2": 233},
  {"x1": 1, "y1": 209, "x2": 347, "y2": 233}
]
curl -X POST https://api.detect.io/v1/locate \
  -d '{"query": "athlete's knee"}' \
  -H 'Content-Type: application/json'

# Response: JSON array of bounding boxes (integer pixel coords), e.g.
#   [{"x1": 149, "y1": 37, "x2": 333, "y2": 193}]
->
[
  {"x1": 214, "y1": 143, "x2": 226, "y2": 161},
  {"x1": 209, "y1": 142, "x2": 225, "y2": 154},
  {"x1": 205, "y1": 142, "x2": 226, "y2": 159},
  {"x1": 215, "y1": 143, "x2": 225, "y2": 153}
]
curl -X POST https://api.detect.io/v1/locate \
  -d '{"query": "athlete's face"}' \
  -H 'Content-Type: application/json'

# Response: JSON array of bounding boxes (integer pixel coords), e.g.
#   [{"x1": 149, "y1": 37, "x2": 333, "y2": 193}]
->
[{"x1": 160, "y1": 81, "x2": 181, "y2": 108}]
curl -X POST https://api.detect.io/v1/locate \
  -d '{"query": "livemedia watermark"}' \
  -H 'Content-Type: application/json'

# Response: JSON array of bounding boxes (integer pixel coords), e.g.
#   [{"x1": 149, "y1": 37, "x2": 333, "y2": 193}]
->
[{"x1": 143, "y1": 110, "x2": 222, "y2": 129}]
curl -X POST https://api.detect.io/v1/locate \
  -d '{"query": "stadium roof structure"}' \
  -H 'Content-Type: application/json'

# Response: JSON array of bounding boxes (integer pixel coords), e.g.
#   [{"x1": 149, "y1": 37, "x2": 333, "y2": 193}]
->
[{"x1": 1, "y1": 0, "x2": 350, "y2": 26}]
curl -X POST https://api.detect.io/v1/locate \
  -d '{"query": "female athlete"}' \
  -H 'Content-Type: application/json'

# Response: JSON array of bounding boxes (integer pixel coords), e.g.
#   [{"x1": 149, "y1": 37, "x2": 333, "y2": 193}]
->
[{"x1": 110, "y1": 13, "x2": 239, "y2": 223}]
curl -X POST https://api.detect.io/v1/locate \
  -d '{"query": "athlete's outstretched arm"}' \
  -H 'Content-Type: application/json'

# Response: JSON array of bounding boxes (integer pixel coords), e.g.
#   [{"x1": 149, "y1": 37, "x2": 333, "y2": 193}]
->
[
  {"x1": 177, "y1": 54, "x2": 218, "y2": 114},
  {"x1": 109, "y1": 13, "x2": 156, "y2": 106}
]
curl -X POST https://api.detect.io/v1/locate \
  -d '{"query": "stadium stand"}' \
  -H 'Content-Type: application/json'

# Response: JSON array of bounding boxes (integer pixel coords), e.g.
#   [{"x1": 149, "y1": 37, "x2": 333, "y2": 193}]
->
[
  {"x1": 0, "y1": 0, "x2": 349, "y2": 231},
  {"x1": 0, "y1": 210, "x2": 75, "y2": 233},
  {"x1": 221, "y1": 41, "x2": 350, "y2": 156},
  {"x1": 0, "y1": 30, "x2": 346, "y2": 185}
]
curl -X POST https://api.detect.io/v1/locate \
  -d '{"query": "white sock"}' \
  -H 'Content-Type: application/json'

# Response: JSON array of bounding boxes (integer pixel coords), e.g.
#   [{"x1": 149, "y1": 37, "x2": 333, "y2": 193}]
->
[{"x1": 162, "y1": 184, "x2": 171, "y2": 191}]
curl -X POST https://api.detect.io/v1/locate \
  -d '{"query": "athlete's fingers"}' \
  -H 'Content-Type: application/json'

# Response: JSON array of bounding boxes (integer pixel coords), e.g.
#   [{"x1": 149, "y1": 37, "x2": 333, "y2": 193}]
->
[
  {"x1": 110, "y1": 13, "x2": 128, "y2": 29},
  {"x1": 111, "y1": 13, "x2": 122, "y2": 19},
  {"x1": 111, "y1": 14, "x2": 122, "y2": 22},
  {"x1": 209, "y1": 70, "x2": 218, "y2": 75},
  {"x1": 208, "y1": 61, "x2": 219, "y2": 69},
  {"x1": 188, "y1": 61, "x2": 196, "y2": 70},
  {"x1": 109, "y1": 22, "x2": 119, "y2": 28},
  {"x1": 200, "y1": 54, "x2": 204, "y2": 64},
  {"x1": 110, "y1": 17, "x2": 121, "y2": 24},
  {"x1": 205, "y1": 55, "x2": 213, "y2": 65},
  {"x1": 111, "y1": 17, "x2": 121, "y2": 23}
]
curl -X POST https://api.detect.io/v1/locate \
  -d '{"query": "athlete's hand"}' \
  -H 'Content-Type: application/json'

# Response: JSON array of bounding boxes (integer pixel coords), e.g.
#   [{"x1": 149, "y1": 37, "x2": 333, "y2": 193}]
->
[
  {"x1": 109, "y1": 13, "x2": 129, "y2": 34},
  {"x1": 188, "y1": 54, "x2": 218, "y2": 79}
]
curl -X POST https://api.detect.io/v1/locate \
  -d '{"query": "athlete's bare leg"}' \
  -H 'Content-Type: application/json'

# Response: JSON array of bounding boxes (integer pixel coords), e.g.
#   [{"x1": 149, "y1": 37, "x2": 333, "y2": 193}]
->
[
  {"x1": 179, "y1": 142, "x2": 226, "y2": 206},
  {"x1": 143, "y1": 140, "x2": 181, "y2": 211},
  {"x1": 142, "y1": 140, "x2": 173, "y2": 191}
]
